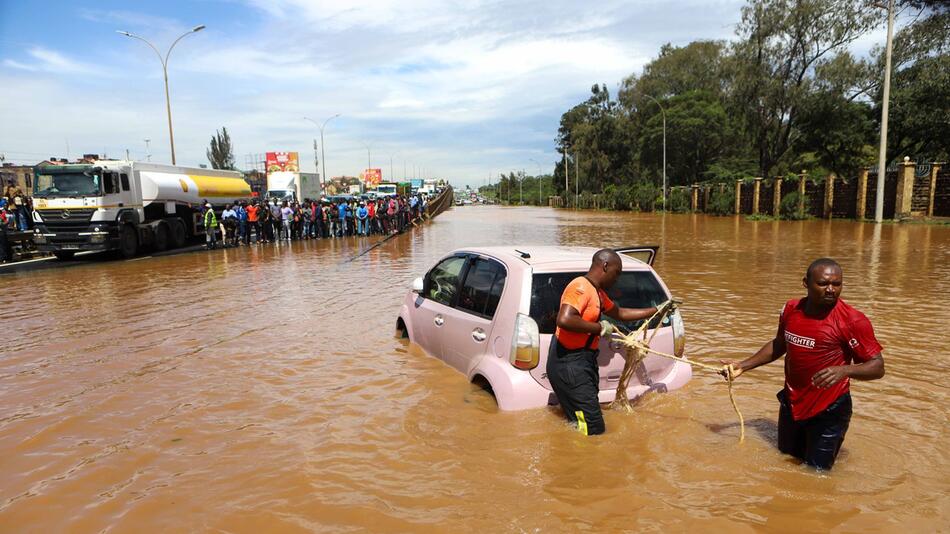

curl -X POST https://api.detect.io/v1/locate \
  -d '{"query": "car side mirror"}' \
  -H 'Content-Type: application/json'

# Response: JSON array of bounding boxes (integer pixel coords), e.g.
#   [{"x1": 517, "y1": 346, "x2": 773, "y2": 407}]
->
[{"x1": 412, "y1": 277, "x2": 424, "y2": 293}]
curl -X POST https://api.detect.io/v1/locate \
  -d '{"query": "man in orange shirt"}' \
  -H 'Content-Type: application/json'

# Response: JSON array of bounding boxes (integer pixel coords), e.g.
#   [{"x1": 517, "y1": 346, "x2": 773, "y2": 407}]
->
[
  {"x1": 549, "y1": 249, "x2": 659, "y2": 435},
  {"x1": 245, "y1": 201, "x2": 259, "y2": 244}
]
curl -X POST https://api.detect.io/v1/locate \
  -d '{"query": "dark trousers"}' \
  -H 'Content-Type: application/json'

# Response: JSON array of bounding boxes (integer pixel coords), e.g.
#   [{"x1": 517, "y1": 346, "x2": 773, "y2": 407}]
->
[
  {"x1": 546, "y1": 339, "x2": 605, "y2": 436},
  {"x1": 246, "y1": 221, "x2": 258, "y2": 244},
  {"x1": 777, "y1": 389, "x2": 852, "y2": 470}
]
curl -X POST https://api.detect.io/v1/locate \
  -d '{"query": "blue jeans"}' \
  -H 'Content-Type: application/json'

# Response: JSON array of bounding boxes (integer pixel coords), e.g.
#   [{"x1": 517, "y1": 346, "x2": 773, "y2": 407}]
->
[
  {"x1": 239, "y1": 220, "x2": 247, "y2": 241},
  {"x1": 302, "y1": 220, "x2": 311, "y2": 237},
  {"x1": 357, "y1": 218, "x2": 367, "y2": 235},
  {"x1": 17, "y1": 206, "x2": 28, "y2": 231}
]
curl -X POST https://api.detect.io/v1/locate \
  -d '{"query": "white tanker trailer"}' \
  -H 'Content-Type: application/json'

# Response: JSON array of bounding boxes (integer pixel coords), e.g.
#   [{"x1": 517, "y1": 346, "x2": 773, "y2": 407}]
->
[{"x1": 31, "y1": 161, "x2": 250, "y2": 259}]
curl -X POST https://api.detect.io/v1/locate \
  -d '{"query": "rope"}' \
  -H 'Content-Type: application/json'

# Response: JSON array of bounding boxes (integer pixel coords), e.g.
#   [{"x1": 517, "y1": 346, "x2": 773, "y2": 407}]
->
[{"x1": 608, "y1": 300, "x2": 745, "y2": 442}]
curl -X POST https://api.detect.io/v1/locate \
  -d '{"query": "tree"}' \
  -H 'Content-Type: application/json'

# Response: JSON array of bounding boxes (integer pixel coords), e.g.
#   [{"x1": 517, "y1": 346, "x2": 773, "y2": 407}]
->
[
  {"x1": 207, "y1": 127, "x2": 236, "y2": 170},
  {"x1": 730, "y1": 0, "x2": 879, "y2": 177}
]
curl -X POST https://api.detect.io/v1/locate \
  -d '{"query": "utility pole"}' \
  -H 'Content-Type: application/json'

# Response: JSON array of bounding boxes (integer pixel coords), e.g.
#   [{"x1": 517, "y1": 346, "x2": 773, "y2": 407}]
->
[
  {"x1": 313, "y1": 138, "x2": 323, "y2": 178},
  {"x1": 520, "y1": 169, "x2": 524, "y2": 205},
  {"x1": 564, "y1": 152, "x2": 569, "y2": 208},
  {"x1": 575, "y1": 153, "x2": 579, "y2": 210},
  {"x1": 874, "y1": 0, "x2": 895, "y2": 223},
  {"x1": 118, "y1": 25, "x2": 206, "y2": 165}
]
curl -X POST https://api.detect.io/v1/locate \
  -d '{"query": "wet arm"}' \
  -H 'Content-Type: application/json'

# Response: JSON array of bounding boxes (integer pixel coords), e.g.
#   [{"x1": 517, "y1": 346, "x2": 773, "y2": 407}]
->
[
  {"x1": 556, "y1": 303, "x2": 600, "y2": 335},
  {"x1": 731, "y1": 336, "x2": 787, "y2": 375},
  {"x1": 812, "y1": 353, "x2": 885, "y2": 388},
  {"x1": 604, "y1": 305, "x2": 659, "y2": 323}
]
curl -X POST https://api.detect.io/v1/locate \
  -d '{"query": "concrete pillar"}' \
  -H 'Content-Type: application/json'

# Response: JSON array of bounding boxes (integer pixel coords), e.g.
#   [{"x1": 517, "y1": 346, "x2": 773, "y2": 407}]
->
[
  {"x1": 752, "y1": 177, "x2": 762, "y2": 215},
  {"x1": 856, "y1": 169, "x2": 869, "y2": 220},
  {"x1": 895, "y1": 157, "x2": 916, "y2": 219},
  {"x1": 798, "y1": 171, "x2": 807, "y2": 216},
  {"x1": 824, "y1": 173, "x2": 835, "y2": 219},
  {"x1": 691, "y1": 185, "x2": 699, "y2": 212},
  {"x1": 928, "y1": 164, "x2": 941, "y2": 217},
  {"x1": 773, "y1": 177, "x2": 783, "y2": 217},
  {"x1": 734, "y1": 179, "x2": 743, "y2": 215}
]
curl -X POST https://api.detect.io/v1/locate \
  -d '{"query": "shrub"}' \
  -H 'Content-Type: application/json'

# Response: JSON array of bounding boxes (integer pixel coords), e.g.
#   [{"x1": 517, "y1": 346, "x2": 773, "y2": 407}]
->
[
  {"x1": 707, "y1": 183, "x2": 735, "y2": 215},
  {"x1": 668, "y1": 188, "x2": 691, "y2": 212},
  {"x1": 779, "y1": 191, "x2": 807, "y2": 220},
  {"x1": 632, "y1": 182, "x2": 660, "y2": 212}
]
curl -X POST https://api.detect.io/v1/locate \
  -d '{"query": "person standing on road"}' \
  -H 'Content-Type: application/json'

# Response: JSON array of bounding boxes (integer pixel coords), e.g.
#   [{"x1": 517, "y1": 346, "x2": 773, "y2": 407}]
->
[
  {"x1": 202, "y1": 203, "x2": 218, "y2": 249},
  {"x1": 221, "y1": 204, "x2": 237, "y2": 247},
  {"x1": 549, "y1": 249, "x2": 659, "y2": 436},
  {"x1": 720, "y1": 258, "x2": 885, "y2": 470},
  {"x1": 245, "y1": 201, "x2": 259, "y2": 244},
  {"x1": 356, "y1": 202, "x2": 368, "y2": 235},
  {"x1": 235, "y1": 202, "x2": 248, "y2": 245},
  {"x1": 280, "y1": 202, "x2": 293, "y2": 241}
]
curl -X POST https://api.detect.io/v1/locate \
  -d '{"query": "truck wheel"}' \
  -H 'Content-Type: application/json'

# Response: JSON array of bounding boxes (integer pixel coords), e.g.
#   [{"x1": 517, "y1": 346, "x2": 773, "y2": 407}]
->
[
  {"x1": 170, "y1": 219, "x2": 187, "y2": 248},
  {"x1": 53, "y1": 251, "x2": 75, "y2": 260},
  {"x1": 119, "y1": 225, "x2": 138, "y2": 258},
  {"x1": 154, "y1": 222, "x2": 170, "y2": 252}
]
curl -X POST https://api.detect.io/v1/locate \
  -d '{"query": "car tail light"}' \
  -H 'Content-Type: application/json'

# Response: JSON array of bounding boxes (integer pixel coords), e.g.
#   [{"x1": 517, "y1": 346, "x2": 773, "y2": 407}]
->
[
  {"x1": 671, "y1": 309, "x2": 686, "y2": 357},
  {"x1": 510, "y1": 313, "x2": 540, "y2": 370}
]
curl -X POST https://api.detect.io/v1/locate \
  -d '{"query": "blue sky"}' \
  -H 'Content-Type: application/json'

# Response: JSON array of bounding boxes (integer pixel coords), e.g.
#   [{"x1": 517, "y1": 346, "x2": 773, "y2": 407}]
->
[{"x1": 0, "y1": 0, "x2": 895, "y2": 187}]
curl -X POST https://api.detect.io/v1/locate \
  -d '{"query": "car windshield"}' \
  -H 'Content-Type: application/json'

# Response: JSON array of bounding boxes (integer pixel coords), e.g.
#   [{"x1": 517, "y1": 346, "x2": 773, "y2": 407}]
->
[
  {"x1": 529, "y1": 271, "x2": 669, "y2": 334},
  {"x1": 33, "y1": 171, "x2": 102, "y2": 198}
]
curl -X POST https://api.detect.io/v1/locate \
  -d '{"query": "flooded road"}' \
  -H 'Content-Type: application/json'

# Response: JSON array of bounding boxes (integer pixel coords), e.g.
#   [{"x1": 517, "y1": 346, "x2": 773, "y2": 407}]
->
[{"x1": 2, "y1": 206, "x2": 948, "y2": 531}]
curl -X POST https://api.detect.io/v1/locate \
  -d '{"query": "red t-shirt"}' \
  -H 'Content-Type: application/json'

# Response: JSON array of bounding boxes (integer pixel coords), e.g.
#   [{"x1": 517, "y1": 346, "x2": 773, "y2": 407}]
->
[
  {"x1": 246, "y1": 205, "x2": 259, "y2": 222},
  {"x1": 555, "y1": 276, "x2": 615, "y2": 350},
  {"x1": 778, "y1": 298, "x2": 882, "y2": 421}
]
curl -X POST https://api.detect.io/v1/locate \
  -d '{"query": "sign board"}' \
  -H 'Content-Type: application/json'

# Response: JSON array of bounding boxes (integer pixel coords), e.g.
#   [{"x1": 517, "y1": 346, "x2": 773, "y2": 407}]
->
[
  {"x1": 362, "y1": 168, "x2": 382, "y2": 186},
  {"x1": 411, "y1": 179, "x2": 423, "y2": 189},
  {"x1": 265, "y1": 152, "x2": 299, "y2": 173}
]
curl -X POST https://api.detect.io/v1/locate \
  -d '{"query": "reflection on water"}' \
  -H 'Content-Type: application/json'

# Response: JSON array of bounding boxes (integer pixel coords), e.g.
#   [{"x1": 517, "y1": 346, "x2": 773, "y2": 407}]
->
[{"x1": 1, "y1": 206, "x2": 948, "y2": 531}]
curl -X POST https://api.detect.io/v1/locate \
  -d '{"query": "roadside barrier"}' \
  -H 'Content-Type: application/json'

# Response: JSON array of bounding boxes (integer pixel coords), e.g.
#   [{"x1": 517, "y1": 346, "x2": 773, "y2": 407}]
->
[{"x1": 608, "y1": 301, "x2": 745, "y2": 442}]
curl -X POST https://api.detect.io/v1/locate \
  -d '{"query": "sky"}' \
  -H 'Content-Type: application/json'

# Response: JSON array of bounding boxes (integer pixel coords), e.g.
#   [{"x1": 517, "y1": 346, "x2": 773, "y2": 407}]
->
[{"x1": 0, "y1": 0, "x2": 896, "y2": 188}]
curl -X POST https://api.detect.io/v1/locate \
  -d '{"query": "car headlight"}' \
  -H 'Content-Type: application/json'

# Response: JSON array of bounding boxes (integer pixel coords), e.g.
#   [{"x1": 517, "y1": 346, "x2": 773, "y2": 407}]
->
[{"x1": 33, "y1": 234, "x2": 46, "y2": 244}]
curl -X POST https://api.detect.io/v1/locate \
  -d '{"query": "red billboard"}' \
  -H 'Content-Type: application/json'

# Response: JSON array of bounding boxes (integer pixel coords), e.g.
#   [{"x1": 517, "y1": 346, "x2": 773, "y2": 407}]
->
[
  {"x1": 362, "y1": 168, "x2": 382, "y2": 186},
  {"x1": 265, "y1": 151, "x2": 300, "y2": 173}
]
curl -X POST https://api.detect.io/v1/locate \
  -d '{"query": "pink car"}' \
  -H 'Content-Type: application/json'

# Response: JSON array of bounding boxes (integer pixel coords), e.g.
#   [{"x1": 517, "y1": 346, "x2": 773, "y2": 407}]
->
[{"x1": 397, "y1": 246, "x2": 691, "y2": 410}]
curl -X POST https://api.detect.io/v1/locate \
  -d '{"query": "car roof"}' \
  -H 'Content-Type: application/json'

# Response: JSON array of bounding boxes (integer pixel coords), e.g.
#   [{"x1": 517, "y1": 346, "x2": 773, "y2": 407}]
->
[{"x1": 453, "y1": 246, "x2": 653, "y2": 270}]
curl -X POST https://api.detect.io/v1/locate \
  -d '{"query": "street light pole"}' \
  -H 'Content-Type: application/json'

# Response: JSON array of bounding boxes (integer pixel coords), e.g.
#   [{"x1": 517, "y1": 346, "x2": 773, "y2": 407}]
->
[
  {"x1": 360, "y1": 142, "x2": 373, "y2": 170},
  {"x1": 645, "y1": 94, "x2": 667, "y2": 211},
  {"x1": 874, "y1": 0, "x2": 895, "y2": 223},
  {"x1": 118, "y1": 25, "x2": 205, "y2": 165},
  {"x1": 304, "y1": 114, "x2": 340, "y2": 192}
]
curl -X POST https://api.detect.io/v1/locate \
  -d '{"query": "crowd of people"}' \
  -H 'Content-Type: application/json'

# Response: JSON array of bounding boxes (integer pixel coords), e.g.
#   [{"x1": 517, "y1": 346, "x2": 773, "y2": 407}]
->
[{"x1": 202, "y1": 193, "x2": 430, "y2": 249}]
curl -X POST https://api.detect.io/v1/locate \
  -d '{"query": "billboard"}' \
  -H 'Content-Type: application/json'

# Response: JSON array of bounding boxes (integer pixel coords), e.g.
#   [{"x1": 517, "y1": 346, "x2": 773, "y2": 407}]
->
[
  {"x1": 362, "y1": 168, "x2": 382, "y2": 186},
  {"x1": 411, "y1": 179, "x2": 424, "y2": 189},
  {"x1": 265, "y1": 151, "x2": 299, "y2": 173}
]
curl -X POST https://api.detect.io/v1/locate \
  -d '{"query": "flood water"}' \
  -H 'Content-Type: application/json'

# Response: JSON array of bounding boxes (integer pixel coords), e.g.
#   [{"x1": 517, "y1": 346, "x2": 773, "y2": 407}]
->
[{"x1": 2, "y1": 206, "x2": 948, "y2": 532}]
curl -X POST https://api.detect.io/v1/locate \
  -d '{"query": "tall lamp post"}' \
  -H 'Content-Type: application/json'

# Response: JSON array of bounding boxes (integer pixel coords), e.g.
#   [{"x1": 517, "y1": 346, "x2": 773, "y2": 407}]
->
[
  {"x1": 644, "y1": 94, "x2": 667, "y2": 211},
  {"x1": 118, "y1": 25, "x2": 205, "y2": 165},
  {"x1": 529, "y1": 158, "x2": 543, "y2": 205},
  {"x1": 360, "y1": 141, "x2": 373, "y2": 170},
  {"x1": 304, "y1": 114, "x2": 340, "y2": 191},
  {"x1": 873, "y1": 0, "x2": 895, "y2": 223}
]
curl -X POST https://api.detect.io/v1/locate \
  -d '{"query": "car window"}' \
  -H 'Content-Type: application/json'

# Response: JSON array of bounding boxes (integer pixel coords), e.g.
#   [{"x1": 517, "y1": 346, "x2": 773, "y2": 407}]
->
[
  {"x1": 104, "y1": 172, "x2": 119, "y2": 194},
  {"x1": 425, "y1": 256, "x2": 468, "y2": 306},
  {"x1": 529, "y1": 271, "x2": 668, "y2": 334},
  {"x1": 457, "y1": 258, "x2": 506, "y2": 318},
  {"x1": 120, "y1": 173, "x2": 130, "y2": 191}
]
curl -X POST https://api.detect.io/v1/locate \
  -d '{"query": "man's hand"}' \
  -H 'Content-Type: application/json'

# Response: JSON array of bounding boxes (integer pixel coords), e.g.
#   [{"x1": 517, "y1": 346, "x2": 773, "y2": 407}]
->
[
  {"x1": 812, "y1": 366, "x2": 849, "y2": 388},
  {"x1": 718, "y1": 360, "x2": 744, "y2": 381},
  {"x1": 599, "y1": 319, "x2": 615, "y2": 337}
]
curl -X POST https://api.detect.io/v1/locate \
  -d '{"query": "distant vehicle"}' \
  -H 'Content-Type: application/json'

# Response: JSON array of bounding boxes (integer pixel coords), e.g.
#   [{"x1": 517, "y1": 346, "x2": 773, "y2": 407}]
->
[
  {"x1": 267, "y1": 171, "x2": 321, "y2": 203},
  {"x1": 375, "y1": 183, "x2": 398, "y2": 198},
  {"x1": 455, "y1": 199, "x2": 464, "y2": 206},
  {"x1": 396, "y1": 246, "x2": 690, "y2": 410},
  {"x1": 32, "y1": 161, "x2": 249, "y2": 259}
]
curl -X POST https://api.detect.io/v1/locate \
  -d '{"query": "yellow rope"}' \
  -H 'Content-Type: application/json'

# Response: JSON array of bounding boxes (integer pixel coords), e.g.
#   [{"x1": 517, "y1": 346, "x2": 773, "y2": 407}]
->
[{"x1": 608, "y1": 301, "x2": 745, "y2": 442}]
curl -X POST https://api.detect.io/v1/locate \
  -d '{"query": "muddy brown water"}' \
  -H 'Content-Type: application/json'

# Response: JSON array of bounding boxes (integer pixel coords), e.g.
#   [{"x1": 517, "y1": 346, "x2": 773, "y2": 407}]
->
[{"x1": 2, "y1": 206, "x2": 948, "y2": 532}]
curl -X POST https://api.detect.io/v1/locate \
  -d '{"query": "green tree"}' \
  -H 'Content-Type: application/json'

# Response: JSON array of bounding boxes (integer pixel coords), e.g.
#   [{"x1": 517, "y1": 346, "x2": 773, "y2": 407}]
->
[
  {"x1": 207, "y1": 127, "x2": 236, "y2": 170},
  {"x1": 730, "y1": 0, "x2": 878, "y2": 177}
]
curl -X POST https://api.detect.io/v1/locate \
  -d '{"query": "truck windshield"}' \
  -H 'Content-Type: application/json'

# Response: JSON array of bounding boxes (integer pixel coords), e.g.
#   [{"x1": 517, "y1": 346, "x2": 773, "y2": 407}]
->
[
  {"x1": 33, "y1": 171, "x2": 102, "y2": 198},
  {"x1": 529, "y1": 271, "x2": 668, "y2": 334}
]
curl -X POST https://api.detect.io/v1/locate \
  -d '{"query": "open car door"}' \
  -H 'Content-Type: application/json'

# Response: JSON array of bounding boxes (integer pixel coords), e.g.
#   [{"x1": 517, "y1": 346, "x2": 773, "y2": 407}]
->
[{"x1": 613, "y1": 245, "x2": 658, "y2": 266}]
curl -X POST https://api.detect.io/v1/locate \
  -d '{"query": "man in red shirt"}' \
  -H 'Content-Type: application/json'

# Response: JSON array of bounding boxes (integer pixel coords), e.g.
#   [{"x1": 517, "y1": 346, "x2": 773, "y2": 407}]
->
[
  {"x1": 548, "y1": 249, "x2": 659, "y2": 436},
  {"x1": 722, "y1": 258, "x2": 885, "y2": 469},
  {"x1": 245, "y1": 202, "x2": 259, "y2": 244}
]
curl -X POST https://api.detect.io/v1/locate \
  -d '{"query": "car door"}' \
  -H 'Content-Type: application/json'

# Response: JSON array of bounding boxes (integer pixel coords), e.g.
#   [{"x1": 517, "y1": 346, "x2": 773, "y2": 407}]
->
[
  {"x1": 441, "y1": 256, "x2": 507, "y2": 373},
  {"x1": 412, "y1": 254, "x2": 470, "y2": 364}
]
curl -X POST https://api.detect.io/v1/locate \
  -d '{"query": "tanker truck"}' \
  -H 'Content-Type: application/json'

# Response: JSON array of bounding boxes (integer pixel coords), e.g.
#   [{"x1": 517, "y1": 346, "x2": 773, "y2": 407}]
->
[{"x1": 31, "y1": 161, "x2": 250, "y2": 259}]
